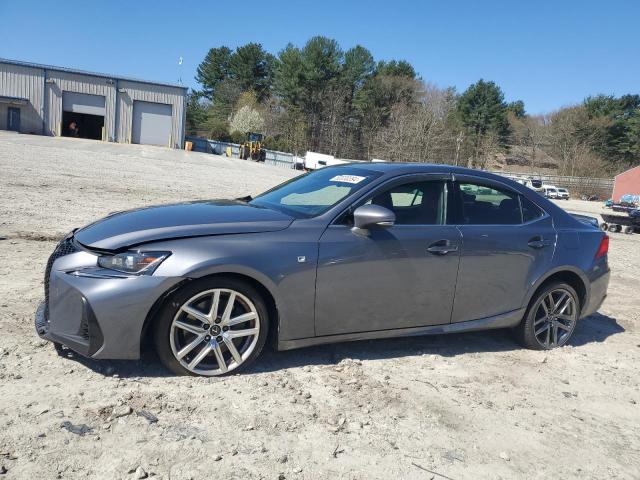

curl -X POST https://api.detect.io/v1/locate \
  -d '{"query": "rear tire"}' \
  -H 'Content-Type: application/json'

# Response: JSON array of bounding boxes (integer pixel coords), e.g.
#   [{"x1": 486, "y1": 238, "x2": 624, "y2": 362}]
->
[
  {"x1": 153, "y1": 277, "x2": 269, "y2": 376},
  {"x1": 516, "y1": 281, "x2": 580, "y2": 350}
]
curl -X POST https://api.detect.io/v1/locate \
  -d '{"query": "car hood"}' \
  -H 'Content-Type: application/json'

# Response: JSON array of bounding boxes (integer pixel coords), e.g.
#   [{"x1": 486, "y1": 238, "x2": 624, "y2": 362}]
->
[{"x1": 74, "y1": 200, "x2": 293, "y2": 250}]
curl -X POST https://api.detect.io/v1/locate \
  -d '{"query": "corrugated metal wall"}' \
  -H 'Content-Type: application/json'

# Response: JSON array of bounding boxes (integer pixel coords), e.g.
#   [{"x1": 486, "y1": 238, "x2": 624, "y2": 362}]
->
[
  {"x1": 116, "y1": 80, "x2": 185, "y2": 148},
  {"x1": 0, "y1": 61, "x2": 186, "y2": 148},
  {"x1": 45, "y1": 70, "x2": 116, "y2": 138},
  {"x1": 186, "y1": 136, "x2": 298, "y2": 169},
  {"x1": 0, "y1": 63, "x2": 44, "y2": 133}
]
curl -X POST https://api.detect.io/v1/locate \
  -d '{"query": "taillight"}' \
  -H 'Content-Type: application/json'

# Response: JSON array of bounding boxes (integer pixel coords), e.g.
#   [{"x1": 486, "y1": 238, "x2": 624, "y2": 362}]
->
[{"x1": 595, "y1": 235, "x2": 609, "y2": 260}]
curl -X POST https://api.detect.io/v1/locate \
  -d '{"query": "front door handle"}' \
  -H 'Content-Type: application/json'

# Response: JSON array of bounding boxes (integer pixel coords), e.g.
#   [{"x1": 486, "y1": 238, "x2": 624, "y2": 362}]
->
[
  {"x1": 427, "y1": 240, "x2": 458, "y2": 255},
  {"x1": 528, "y1": 236, "x2": 553, "y2": 249}
]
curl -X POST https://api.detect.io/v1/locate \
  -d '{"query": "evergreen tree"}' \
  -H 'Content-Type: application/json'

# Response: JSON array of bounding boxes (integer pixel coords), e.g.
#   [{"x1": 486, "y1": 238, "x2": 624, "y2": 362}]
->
[
  {"x1": 507, "y1": 100, "x2": 526, "y2": 118},
  {"x1": 228, "y1": 43, "x2": 275, "y2": 101},
  {"x1": 457, "y1": 79, "x2": 510, "y2": 145},
  {"x1": 195, "y1": 47, "x2": 232, "y2": 99},
  {"x1": 185, "y1": 90, "x2": 208, "y2": 135}
]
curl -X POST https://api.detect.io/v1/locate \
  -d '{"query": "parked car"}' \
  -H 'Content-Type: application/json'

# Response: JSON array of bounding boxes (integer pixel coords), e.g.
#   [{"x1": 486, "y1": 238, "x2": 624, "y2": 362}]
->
[
  {"x1": 36, "y1": 164, "x2": 610, "y2": 376},
  {"x1": 556, "y1": 188, "x2": 570, "y2": 200},
  {"x1": 542, "y1": 185, "x2": 559, "y2": 199}
]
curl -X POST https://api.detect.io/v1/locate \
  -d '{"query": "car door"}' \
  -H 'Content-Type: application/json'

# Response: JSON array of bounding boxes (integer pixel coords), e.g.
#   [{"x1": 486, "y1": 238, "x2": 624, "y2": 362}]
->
[
  {"x1": 450, "y1": 175, "x2": 556, "y2": 323},
  {"x1": 315, "y1": 175, "x2": 462, "y2": 336}
]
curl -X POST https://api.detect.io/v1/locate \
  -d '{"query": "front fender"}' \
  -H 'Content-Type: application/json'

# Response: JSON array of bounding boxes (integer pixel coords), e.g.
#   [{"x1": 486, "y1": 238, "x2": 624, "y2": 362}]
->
[
  {"x1": 188, "y1": 262, "x2": 281, "y2": 305},
  {"x1": 146, "y1": 230, "x2": 319, "y2": 341}
]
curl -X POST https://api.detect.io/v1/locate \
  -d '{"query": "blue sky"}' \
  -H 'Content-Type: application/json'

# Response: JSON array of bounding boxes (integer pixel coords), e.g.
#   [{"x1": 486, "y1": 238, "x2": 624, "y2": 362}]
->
[{"x1": 2, "y1": 0, "x2": 638, "y2": 114}]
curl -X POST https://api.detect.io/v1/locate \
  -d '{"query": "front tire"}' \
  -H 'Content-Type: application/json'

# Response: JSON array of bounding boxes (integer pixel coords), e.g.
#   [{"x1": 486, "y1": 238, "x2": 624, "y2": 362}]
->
[
  {"x1": 516, "y1": 282, "x2": 580, "y2": 350},
  {"x1": 153, "y1": 277, "x2": 269, "y2": 376}
]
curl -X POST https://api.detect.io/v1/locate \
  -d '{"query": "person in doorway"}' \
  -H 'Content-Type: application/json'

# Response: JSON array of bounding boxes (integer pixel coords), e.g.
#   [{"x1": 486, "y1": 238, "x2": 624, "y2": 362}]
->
[{"x1": 68, "y1": 121, "x2": 79, "y2": 137}]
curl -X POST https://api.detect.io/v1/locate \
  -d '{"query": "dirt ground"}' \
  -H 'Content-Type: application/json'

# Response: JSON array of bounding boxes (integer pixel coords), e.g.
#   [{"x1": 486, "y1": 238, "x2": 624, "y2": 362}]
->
[{"x1": 0, "y1": 132, "x2": 638, "y2": 480}]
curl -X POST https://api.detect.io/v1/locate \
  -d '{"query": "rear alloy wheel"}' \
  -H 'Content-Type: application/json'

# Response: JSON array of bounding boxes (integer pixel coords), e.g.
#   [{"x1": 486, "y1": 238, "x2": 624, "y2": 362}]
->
[
  {"x1": 155, "y1": 279, "x2": 268, "y2": 376},
  {"x1": 516, "y1": 282, "x2": 580, "y2": 350}
]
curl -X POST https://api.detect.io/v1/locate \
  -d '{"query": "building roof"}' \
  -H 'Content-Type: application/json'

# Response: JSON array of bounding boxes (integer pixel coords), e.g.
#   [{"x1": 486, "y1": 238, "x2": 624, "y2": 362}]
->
[
  {"x1": 614, "y1": 165, "x2": 640, "y2": 178},
  {"x1": 0, "y1": 95, "x2": 29, "y2": 105},
  {"x1": 0, "y1": 57, "x2": 188, "y2": 91}
]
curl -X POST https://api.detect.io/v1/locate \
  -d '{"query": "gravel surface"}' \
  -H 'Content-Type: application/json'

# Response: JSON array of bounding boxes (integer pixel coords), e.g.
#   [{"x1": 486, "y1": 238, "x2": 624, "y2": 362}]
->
[
  {"x1": 0, "y1": 132, "x2": 297, "y2": 240},
  {"x1": 0, "y1": 132, "x2": 638, "y2": 479}
]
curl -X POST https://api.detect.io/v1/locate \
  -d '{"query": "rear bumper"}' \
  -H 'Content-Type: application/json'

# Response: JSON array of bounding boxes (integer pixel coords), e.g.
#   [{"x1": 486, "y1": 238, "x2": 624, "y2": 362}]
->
[
  {"x1": 582, "y1": 267, "x2": 610, "y2": 318},
  {"x1": 36, "y1": 265, "x2": 182, "y2": 360}
]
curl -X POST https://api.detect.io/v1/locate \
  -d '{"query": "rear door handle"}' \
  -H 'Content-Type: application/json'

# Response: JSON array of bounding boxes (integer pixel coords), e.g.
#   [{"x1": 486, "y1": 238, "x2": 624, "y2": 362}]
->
[
  {"x1": 528, "y1": 236, "x2": 553, "y2": 249},
  {"x1": 427, "y1": 240, "x2": 459, "y2": 255}
]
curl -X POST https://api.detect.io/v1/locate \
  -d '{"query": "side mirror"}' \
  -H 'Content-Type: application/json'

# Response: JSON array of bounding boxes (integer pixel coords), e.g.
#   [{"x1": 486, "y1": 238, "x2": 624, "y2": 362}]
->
[{"x1": 352, "y1": 204, "x2": 395, "y2": 234}]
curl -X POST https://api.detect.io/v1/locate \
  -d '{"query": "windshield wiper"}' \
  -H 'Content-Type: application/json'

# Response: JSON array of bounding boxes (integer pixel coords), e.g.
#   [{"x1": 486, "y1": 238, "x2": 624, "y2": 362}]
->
[{"x1": 236, "y1": 195, "x2": 253, "y2": 203}]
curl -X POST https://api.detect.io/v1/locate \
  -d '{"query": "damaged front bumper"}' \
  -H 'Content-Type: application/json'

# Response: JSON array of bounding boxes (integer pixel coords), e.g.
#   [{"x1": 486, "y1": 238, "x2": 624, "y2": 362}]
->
[
  {"x1": 35, "y1": 295, "x2": 103, "y2": 357},
  {"x1": 35, "y1": 238, "x2": 182, "y2": 360}
]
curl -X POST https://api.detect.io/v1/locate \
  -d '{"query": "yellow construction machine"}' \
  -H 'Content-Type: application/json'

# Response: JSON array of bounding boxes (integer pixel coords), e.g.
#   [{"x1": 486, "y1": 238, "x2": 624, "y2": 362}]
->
[{"x1": 239, "y1": 132, "x2": 266, "y2": 162}]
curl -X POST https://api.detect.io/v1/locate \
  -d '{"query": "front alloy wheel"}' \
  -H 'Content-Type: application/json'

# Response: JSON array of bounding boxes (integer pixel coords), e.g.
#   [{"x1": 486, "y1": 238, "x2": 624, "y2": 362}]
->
[{"x1": 155, "y1": 279, "x2": 268, "y2": 376}]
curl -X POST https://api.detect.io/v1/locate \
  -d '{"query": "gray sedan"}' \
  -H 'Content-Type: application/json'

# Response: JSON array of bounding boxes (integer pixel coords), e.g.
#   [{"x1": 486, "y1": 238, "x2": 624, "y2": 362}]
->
[{"x1": 36, "y1": 164, "x2": 610, "y2": 376}]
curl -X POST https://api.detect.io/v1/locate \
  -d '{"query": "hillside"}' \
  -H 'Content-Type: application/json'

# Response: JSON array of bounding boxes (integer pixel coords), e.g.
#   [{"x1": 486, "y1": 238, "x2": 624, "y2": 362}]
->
[{"x1": 491, "y1": 145, "x2": 559, "y2": 174}]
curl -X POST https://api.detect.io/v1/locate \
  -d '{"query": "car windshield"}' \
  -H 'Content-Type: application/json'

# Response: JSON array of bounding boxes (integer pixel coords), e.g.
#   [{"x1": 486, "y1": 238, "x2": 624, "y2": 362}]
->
[{"x1": 250, "y1": 166, "x2": 382, "y2": 218}]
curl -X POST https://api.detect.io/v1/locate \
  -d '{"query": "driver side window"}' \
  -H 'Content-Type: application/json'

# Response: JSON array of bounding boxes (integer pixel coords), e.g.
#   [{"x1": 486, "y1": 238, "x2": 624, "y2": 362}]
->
[{"x1": 365, "y1": 180, "x2": 446, "y2": 225}]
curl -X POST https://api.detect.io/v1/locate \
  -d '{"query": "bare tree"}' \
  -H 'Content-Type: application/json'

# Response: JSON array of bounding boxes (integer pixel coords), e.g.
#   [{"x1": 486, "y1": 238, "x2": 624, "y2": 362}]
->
[
  {"x1": 370, "y1": 82, "x2": 458, "y2": 163},
  {"x1": 508, "y1": 112, "x2": 547, "y2": 172},
  {"x1": 546, "y1": 107, "x2": 606, "y2": 176}
]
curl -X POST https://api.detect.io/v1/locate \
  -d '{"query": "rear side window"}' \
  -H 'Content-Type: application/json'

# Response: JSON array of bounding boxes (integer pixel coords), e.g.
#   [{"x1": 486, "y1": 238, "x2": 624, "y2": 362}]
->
[
  {"x1": 458, "y1": 183, "x2": 521, "y2": 225},
  {"x1": 521, "y1": 195, "x2": 545, "y2": 223}
]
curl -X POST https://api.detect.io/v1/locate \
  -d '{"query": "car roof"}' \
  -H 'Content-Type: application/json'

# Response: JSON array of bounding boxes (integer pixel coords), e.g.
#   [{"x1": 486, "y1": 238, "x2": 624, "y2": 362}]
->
[
  {"x1": 337, "y1": 162, "x2": 502, "y2": 178},
  {"x1": 335, "y1": 162, "x2": 542, "y2": 186}
]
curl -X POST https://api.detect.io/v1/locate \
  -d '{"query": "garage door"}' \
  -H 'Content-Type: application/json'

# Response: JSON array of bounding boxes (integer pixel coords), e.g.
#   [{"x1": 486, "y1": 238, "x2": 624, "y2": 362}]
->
[
  {"x1": 62, "y1": 92, "x2": 105, "y2": 115},
  {"x1": 131, "y1": 101, "x2": 172, "y2": 146}
]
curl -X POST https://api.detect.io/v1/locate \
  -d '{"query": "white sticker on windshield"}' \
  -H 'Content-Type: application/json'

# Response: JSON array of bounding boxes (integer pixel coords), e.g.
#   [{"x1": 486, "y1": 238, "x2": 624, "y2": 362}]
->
[{"x1": 330, "y1": 175, "x2": 366, "y2": 184}]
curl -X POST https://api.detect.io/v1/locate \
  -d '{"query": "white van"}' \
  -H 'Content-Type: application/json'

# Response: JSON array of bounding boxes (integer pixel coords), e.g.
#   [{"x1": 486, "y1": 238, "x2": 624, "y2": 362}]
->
[
  {"x1": 303, "y1": 151, "x2": 336, "y2": 170},
  {"x1": 542, "y1": 185, "x2": 559, "y2": 199}
]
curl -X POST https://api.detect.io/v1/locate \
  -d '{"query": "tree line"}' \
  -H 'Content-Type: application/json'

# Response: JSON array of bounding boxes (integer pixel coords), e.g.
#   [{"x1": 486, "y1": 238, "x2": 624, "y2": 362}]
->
[{"x1": 187, "y1": 37, "x2": 640, "y2": 176}]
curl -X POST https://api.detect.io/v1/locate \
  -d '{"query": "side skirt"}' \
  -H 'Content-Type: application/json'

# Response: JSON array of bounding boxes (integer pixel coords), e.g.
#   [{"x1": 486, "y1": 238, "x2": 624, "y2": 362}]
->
[{"x1": 277, "y1": 308, "x2": 525, "y2": 351}]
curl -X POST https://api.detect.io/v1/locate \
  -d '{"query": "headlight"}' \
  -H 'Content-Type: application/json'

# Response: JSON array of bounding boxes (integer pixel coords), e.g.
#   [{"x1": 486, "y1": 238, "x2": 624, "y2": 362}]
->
[{"x1": 97, "y1": 251, "x2": 171, "y2": 274}]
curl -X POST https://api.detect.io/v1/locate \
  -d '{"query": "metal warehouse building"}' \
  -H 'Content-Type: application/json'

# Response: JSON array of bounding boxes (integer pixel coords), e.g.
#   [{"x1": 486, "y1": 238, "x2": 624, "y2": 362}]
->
[{"x1": 0, "y1": 58, "x2": 187, "y2": 148}]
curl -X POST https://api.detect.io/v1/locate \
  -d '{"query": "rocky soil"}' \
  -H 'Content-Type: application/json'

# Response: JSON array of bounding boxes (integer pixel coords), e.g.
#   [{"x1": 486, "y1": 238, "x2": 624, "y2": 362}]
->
[{"x1": 0, "y1": 132, "x2": 638, "y2": 479}]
